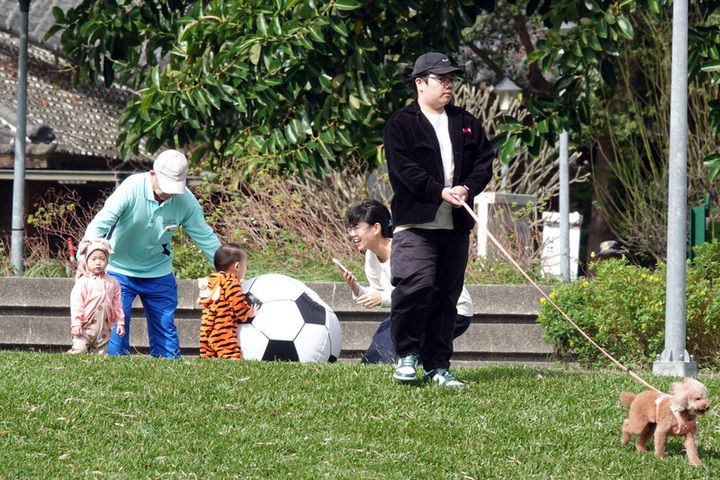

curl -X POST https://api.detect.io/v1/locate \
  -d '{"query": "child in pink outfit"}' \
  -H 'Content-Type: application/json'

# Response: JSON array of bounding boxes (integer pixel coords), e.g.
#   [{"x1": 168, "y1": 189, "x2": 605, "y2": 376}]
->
[{"x1": 69, "y1": 238, "x2": 126, "y2": 354}]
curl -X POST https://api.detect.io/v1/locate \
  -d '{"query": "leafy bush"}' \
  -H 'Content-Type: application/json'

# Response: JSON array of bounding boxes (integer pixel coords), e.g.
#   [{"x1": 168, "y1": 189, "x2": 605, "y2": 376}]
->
[
  {"x1": 7, "y1": 164, "x2": 551, "y2": 285},
  {"x1": 538, "y1": 240, "x2": 720, "y2": 369}
]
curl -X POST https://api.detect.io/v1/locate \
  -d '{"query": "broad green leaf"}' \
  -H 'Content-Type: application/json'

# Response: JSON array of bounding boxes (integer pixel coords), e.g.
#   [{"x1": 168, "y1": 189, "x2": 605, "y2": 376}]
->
[
  {"x1": 583, "y1": 46, "x2": 599, "y2": 62},
  {"x1": 320, "y1": 127, "x2": 335, "y2": 144},
  {"x1": 307, "y1": 25, "x2": 325, "y2": 43},
  {"x1": 583, "y1": 0, "x2": 601, "y2": 12},
  {"x1": 249, "y1": 43, "x2": 262, "y2": 65},
  {"x1": 150, "y1": 65, "x2": 161, "y2": 88},
  {"x1": 599, "y1": 37, "x2": 620, "y2": 56},
  {"x1": 331, "y1": 74, "x2": 346, "y2": 89},
  {"x1": 704, "y1": 154, "x2": 720, "y2": 180},
  {"x1": 541, "y1": 52, "x2": 556, "y2": 73},
  {"x1": 336, "y1": 129, "x2": 353, "y2": 147},
  {"x1": 334, "y1": 0, "x2": 362, "y2": 11},
  {"x1": 595, "y1": 19, "x2": 608, "y2": 39},
  {"x1": 249, "y1": 135, "x2": 265, "y2": 151},
  {"x1": 44, "y1": 24, "x2": 64, "y2": 41},
  {"x1": 360, "y1": 142, "x2": 378, "y2": 158},
  {"x1": 79, "y1": 20, "x2": 98, "y2": 37},
  {"x1": 499, "y1": 136, "x2": 518, "y2": 165},
  {"x1": 616, "y1": 16, "x2": 634, "y2": 40},
  {"x1": 329, "y1": 17, "x2": 348, "y2": 36},
  {"x1": 497, "y1": 116, "x2": 522, "y2": 132},
  {"x1": 526, "y1": 50, "x2": 539, "y2": 65},
  {"x1": 349, "y1": 94, "x2": 361, "y2": 109},
  {"x1": 555, "y1": 75, "x2": 577, "y2": 93},
  {"x1": 205, "y1": 90, "x2": 221, "y2": 110},
  {"x1": 284, "y1": 123, "x2": 298, "y2": 144},
  {"x1": 587, "y1": 32, "x2": 603, "y2": 51},
  {"x1": 528, "y1": 134, "x2": 543, "y2": 158},
  {"x1": 192, "y1": 88, "x2": 207, "y2": 107},
  {"x1": 257, "y1": 13, "x2": 268, "y2": 36},
  {"x1": 520, "y1": 127, "x2": 535, "y2": 144},
  {"x1": 600, "y1": 59, "x2": 617, "y2": 87},
  {"x1": 51, "y1": 6, "x2": 66, "y2": 22},
  {"x1": 537, "y1": 119, "x2": 550, "y2": 134},
  {"x1": 570, "y1": 41, "x2": 583, "y2": 57},
  {"x1": 317, "y1": 140, "x2": 335, "y2": 161},
  {"x1": 701, "y1": 60, "x2": 720, "y2": 72},
  {"x1": 647, "y1": 0, "x2": 661, "y2": 14}
]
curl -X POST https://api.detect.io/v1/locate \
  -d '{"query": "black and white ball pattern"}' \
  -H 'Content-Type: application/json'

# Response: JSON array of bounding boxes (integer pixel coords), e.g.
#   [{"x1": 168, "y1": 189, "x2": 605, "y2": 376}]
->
[{"x1": 239, "y1": 274, "x2": 342, "y2": 362}]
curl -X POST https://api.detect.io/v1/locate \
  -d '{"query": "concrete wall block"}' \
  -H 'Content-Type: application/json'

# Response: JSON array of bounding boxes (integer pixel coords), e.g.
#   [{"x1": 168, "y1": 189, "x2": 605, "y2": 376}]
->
[
  {"x1": 453, "y1": 324, "x2": 552, "y2": 355},
  {"x1": 0, "y1": 278, "x2": 552, "y2": 365}
]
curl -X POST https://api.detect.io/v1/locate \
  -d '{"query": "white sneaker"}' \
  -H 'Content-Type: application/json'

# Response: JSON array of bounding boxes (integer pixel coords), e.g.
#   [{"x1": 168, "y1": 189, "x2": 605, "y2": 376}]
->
[
  {"x1": 393, "y1": 353, "x2": 420, "y2": 382},
  {"x1": 424, "y1": 368, "x2": 465, "y2": 387}
]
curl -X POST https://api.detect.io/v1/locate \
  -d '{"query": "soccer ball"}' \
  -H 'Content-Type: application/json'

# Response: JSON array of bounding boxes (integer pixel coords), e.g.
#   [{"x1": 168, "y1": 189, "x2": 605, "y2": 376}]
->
[{"x1": 239, "y1": 274, "x2": 342, "y2": 363}]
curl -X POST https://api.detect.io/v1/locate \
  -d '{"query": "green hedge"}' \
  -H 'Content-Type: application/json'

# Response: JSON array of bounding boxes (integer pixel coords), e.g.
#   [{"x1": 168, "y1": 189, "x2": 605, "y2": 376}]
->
[{"x1": 538, "y1": 240, "x2": 720, "y2": 370}]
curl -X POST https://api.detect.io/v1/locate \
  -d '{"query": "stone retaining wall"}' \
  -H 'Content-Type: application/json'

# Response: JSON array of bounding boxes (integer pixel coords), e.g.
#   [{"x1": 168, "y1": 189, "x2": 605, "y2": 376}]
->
[{"x1": 0, "y1": 278, "x2": 553, "y2": 366}]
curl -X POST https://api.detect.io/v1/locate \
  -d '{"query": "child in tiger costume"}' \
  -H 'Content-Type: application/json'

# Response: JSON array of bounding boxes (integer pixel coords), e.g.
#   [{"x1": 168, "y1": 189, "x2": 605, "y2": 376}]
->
[{"x1": 197, "y1": 243, "x2": 259, "y2": 359}]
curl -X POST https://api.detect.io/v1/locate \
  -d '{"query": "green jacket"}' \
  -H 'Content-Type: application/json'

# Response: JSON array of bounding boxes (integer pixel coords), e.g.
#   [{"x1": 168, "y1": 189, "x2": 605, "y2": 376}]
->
[{"x1": 83, "y1": 172, "x2": 220, "y2": 278}]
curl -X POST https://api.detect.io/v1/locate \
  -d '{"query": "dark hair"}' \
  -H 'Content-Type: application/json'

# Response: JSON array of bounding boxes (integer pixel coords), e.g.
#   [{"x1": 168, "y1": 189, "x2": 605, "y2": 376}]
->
[
  {"x1": 346, "y1": 200, "x2": 393, "y2": 239},
  {"x1": 401, "y1": 65, "x2": 428, "y2": 97},
  {"x1": 214, "y1": 243, "x2": 247, "y2": 272}
]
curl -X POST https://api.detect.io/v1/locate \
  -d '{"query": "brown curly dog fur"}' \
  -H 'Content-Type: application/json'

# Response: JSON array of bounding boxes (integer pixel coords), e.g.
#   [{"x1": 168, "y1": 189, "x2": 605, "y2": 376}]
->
[{"x1": 620, "y1": 377, "x2": 710, "y2": 465}]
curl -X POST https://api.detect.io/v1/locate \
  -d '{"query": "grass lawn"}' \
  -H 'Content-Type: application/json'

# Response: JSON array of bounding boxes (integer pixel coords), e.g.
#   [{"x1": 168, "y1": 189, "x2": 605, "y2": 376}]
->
[{"x1": 0, "y1": 352, "x2": 718, "y2": 479}]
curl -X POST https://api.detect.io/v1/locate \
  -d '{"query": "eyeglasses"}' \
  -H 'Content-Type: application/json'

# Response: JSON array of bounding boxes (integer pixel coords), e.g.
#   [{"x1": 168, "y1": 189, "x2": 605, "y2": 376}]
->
[
  {"x1": 347, "y1": 225, "x2": 363, "y2": 235},
  {"x1": 427, "y1": 75, "x2": 460, "y2": 88}
]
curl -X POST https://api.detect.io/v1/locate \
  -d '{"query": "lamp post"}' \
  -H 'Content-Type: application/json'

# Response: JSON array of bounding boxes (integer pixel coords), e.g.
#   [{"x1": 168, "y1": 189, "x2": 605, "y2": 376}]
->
[
  {"x1": 11, "y1": 0, "x2": 32, "y2": 275},
  {"x1": 558, "y1": 129, "x2": 570, "y2": 281},
  {"x1": 653, "y1": 0, "x2": 696, "y2": 377},
  {"x1": 493, "y1": 75, "x2": 522, "y2": 191},
  {"x1": 494, "y1": 75, "x2": 522, "y2": 113}
]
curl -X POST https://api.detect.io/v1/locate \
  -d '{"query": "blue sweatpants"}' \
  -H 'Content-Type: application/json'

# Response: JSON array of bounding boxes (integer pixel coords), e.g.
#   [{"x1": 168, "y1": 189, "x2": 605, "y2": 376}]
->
[{"x1": 106, "y1": 272, "x2": 181, "y2": 358}]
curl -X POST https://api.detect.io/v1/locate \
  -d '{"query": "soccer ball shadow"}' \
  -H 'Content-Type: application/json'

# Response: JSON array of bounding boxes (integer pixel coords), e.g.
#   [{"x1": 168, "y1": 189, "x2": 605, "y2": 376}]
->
[{"x1": 239, "y1": 273, "x2": 342, "y2": 363}]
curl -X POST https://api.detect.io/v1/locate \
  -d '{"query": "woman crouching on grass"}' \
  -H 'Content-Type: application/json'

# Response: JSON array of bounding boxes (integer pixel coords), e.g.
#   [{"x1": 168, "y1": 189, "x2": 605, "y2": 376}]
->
[{"x1": 338, "y1": 199, "x2": 473, "y2": 364}]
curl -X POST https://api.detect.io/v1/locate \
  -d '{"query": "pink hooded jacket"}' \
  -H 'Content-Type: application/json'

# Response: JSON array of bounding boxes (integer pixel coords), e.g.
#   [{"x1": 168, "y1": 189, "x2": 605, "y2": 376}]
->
[{"x1": 70, "y1": 259, "x2": 125, "y2": 330}]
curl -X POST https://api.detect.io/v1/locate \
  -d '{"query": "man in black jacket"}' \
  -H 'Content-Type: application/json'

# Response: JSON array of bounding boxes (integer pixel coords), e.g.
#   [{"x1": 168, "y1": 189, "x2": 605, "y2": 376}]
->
[{"x1": 383, "y1": 52, "x2": 495, "y2": 387}]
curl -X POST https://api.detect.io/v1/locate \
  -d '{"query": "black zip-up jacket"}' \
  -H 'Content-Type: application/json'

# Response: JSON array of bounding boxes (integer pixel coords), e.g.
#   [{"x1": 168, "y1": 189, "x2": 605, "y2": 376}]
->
[{"x1": 383, "y1": 100, "x2": 495, "y2": 232}]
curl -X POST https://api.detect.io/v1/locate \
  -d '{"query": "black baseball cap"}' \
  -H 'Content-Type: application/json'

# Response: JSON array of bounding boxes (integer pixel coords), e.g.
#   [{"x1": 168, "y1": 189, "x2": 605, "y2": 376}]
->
[{"x1": 412, "y1": 52, "x2": 463, "y2": 77}]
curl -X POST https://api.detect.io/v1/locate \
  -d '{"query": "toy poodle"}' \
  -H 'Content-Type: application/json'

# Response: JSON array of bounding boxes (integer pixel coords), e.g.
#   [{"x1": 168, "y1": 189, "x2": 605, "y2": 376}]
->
[{"x1": 620, "y1": 377, "x2": 710, "y2": 465}]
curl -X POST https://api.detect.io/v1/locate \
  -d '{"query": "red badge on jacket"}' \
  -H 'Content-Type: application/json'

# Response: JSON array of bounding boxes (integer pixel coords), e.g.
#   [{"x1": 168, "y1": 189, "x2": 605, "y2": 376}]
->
[{"x1": 463, "y1": 127, "x2": 472, "y2": 134}]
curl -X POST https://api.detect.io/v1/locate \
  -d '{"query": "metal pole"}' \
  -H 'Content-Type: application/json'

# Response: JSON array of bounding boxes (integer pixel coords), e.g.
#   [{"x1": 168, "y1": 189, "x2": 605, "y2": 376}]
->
[
  {"x1": 11, "y1": 0, "x2": 32, "y2": 275},
  {"x1": 559, "y1": 130, "x2": 570, "y2": 282},
  {"x1": 653, "y1": 0, "x2": 696, "y2": 376}
]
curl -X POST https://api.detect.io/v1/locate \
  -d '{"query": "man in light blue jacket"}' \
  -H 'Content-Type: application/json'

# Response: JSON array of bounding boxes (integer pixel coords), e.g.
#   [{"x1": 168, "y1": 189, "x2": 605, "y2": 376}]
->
[{"x1": 81, "y1": 149, "x2": 221, "y2": 358}]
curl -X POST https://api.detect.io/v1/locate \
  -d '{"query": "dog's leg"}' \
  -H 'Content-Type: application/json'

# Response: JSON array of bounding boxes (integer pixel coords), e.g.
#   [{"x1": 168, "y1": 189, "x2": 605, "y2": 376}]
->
[
  {"x1": 637, "y1": 424, "x2": 655, "y2": 453},
  {"x1": 684, "y1": 430, "x2": 702, "y2": 466},
  {"x1": 622, "y1": 419, "x2": 632, "y2": 445},
  {"x1": 653, "y1": 428, "x2": 668, "y2": 459}
]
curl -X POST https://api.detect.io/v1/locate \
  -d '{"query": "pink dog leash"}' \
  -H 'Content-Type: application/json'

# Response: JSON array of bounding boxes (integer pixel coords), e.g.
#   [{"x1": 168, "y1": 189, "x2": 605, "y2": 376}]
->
[{"x1": 456, "y1": 197, "x2": 665, "y2": 395}]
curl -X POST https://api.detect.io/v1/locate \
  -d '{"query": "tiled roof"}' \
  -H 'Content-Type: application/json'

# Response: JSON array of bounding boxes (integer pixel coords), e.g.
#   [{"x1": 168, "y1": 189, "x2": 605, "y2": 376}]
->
[
  {"x1": 0, "y1": 0, "x2": 80, "y2": 51},
  {"x1": 0, "y1": 26, "x2": 150, "y2": 163}
]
